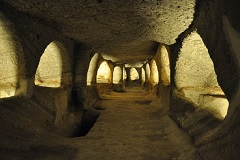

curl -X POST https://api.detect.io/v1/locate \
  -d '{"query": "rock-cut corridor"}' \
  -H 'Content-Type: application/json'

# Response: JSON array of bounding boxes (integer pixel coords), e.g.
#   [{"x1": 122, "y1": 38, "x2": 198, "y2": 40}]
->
[
  {"x1": 0, "y1": 87, "x2": 201, "y2": 160},
  {"x1": 0, "y1": 0, "x2": 240, "y2": 159},
  {"x1": 73, "y1": 87, "x2": 201, "y2": 160}
]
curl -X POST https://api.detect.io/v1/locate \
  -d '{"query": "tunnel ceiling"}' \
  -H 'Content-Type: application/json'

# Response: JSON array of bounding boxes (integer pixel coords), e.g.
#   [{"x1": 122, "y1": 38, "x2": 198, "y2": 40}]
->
[{"x1": 2, "y1": 0, "x2": 195, "y2": 63}]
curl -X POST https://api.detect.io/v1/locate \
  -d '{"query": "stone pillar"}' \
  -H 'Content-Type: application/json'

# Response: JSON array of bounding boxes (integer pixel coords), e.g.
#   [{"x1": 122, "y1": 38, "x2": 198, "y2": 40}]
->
[
  {"x1": 108, "y1": 61, "x2": 114, "y2": 84},
  {"x1": 86, "y1": 53, "x2": 100, "y2": 86},
  {"x1": 84, "y1": 53, "x2": 101, "y2": 109},
  {"x1": 125, "y1": 67, "x2": 131, "y2": 84},
  {"x1": 135, "y1": 67, "x2": 142, "y2": 84},
  {"x1": 139, "y1": 68, "x2": 143, "y2": 82},
  {"x1": 72, "y1": 48, "x2": 92, "y2": 106}
]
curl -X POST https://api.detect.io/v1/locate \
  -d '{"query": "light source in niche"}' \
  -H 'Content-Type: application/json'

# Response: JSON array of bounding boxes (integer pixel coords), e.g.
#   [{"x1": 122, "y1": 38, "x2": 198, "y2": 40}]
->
[
  {"x1": 150, "y1": 60, "x2": 159, "y2": 86},
  {"x1": 113, "y1": 66, "x2": 123, "y2": 84},
  {"x1": 130, "y1": 68, "x2": 139, "y2": 81},
  {"x1": 0, "y1": 13, "x2": 25, "y2": 98},
  {"x1": 35, "y1": 42, "x2": 62, "y2": 87},
  {"x1": 96, "y1": 61, "x2": 111, "y2": 83},
  {"x1": 175, "y1": 30, "x2": 229, "y2": 119}
]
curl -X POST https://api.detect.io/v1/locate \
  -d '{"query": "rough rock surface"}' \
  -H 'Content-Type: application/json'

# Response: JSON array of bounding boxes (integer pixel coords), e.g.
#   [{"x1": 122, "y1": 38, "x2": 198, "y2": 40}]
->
[
  {"x1": 74, "y1": 87, "x2": 201, "y2": 159},
  {"x1": 1, "y1": 0, "x2": 240, "y2": 159},
  {"x1": 0, "y1": 87, "x2": 201, "y2": 159},
  {"x1": 2, "y1": 0, "x2": 195, "y2": 63}
]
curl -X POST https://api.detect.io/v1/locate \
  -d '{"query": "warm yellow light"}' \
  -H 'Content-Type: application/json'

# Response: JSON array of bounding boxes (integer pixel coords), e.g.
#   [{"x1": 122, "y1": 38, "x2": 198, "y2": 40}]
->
[
  {"x1": 145, "y1": 63, "x2": 150, "y2": 81},
  {"x1": 141, "y1": 68, "x2": 146, "y2": 82},
  {"x1": 113, "y1": 66, "x2": 122, "y2": 84},
  {"x1": 87, "y1": 53, "x2": 99, "y2": 86},
  {"x1": 150, "y1": 60, "x2": 159, "y2": 85},
  {"x1": 175, "y1": 31, "x2": 219, "y2": 88},
  {"x1": 35, "y1": 41, "x2": 63, "y2": 88},
  {"x1": 130, "y1": 68, "x2": 139, "y2": 80},
  {"x1": 0, "y1": 89, "x2": 15, "y2": 99},
  {"x1": 96, "y1": 61, "x2": 111, "y2": 83},
  {"x1": 160, "y1": 45, "x2": 170, "y2": 85},
  {"x1": 124, "y1": 69, "x2": 127, "y2": 80},
  {"x1": 0, "y1": 13, "x2": 25, "y2": 98},
  {"x1": 200, "y1": 95, "x2": 229, "y2": 119},
  {"x1": 175, "y1": 30, "x2": 229, "y2": 119}
]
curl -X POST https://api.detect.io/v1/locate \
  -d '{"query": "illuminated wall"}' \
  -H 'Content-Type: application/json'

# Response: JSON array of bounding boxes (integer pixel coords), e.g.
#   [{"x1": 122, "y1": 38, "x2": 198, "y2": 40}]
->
[
  {"x1": 113, "y1": 66, "x2": 122, "y2": 84},
  {"x1": 0, "y1": 12, "x2": 25, "y2": 98},
  {"x1": 141, "y1": 68, "x2": 146, "y2": 83},
  {"x1": 145, "y1": 63, "x2": 150, "y2": 82},
  {"x1": 124, "y1": 69, "x2": 127, "y2": 80},
  {"x1": 150, "y1": 60, "x2": 159, "y2": 86},
  {"x1": 175, "y1": 30, "x2": 228, "y2": 118},
  {"x1": 87, "y1": 53, "x2": 99, "y2": 86},
  {"x1": 96, "y1": 61, "x2": 111, "y2": 83},
  {"x1": 35, "y1": 41, "x2": 71, "y2": 88},
  {"x1": 129, "y1": 68, "x2": 139, "y2": 81},
  {"x1": 159, "y1": 45, "x2": 170, "y2": 85}
]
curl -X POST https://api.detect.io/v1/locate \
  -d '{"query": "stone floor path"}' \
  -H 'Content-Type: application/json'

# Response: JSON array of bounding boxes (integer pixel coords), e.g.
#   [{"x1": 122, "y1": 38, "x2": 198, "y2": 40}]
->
[{"x1": 73, "y1": 87, "x2": 202, "y2": 160}]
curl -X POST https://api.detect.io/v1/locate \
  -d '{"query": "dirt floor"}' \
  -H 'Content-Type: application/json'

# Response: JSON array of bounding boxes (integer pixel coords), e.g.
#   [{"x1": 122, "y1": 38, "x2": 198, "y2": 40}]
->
[
  {"x1": 72, "y1": 86, "x2": 201, "y2": 160},
  {"x1": 0, "y1": 86, "x2": 201, "y2": 160}
]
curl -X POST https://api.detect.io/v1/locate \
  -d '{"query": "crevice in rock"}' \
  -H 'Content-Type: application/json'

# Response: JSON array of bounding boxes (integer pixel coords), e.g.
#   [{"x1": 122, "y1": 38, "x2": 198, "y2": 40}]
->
[{"x1": 77, "y1": 110, "x2": 100, "y2": 137}]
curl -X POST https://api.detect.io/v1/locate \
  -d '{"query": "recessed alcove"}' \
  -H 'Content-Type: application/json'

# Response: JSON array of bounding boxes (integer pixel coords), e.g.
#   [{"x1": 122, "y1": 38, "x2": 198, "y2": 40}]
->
[
  {"x1": 175, "y1": 31, "x2": 229, "y2": 119},
  {"x1": 35, "y1": 41, "x2": 72, "y2": 88},
  {"x1": 0, "y1": 12, "x2": 25, "y2": 99}
]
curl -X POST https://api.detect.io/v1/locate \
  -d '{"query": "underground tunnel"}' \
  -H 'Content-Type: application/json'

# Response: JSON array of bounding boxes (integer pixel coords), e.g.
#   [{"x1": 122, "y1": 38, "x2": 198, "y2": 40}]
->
[{"x1": 0, "y1": 0, "x2": 240, "y2": 159}]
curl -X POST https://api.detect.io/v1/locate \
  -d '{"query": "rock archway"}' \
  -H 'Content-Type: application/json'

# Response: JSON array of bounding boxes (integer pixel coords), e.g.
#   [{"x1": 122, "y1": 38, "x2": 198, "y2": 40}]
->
[
  {"x1": 35, "y1": 41, "x2": 72, "y2": 88},
  {"x1": 96, "y1": 60, "x2": 113, "y2": 94},
  {"x1": 0, "y1": 12, "x2": 26, "y2": 98},
  {"x1": 175, "y1": 31, "x2": 228, "y2": 119}
]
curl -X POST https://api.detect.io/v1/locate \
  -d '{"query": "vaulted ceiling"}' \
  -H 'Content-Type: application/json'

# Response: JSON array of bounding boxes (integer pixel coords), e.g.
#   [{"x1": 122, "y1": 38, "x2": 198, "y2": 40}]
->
[{"x1": 2, "y1": 0, "x2": 196, "y2": 64}]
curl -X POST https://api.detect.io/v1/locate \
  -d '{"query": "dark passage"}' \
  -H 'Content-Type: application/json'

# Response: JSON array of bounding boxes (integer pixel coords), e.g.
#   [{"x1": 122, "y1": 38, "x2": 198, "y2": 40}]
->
[{"x1": 78, "y1": 110, "x2": 100, "y2": 136}]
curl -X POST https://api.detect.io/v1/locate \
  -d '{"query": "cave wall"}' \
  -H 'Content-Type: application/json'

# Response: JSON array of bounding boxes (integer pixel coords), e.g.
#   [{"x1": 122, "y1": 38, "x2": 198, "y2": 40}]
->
[
  {"x1": 96, "y1": 60, "x2": 114, "y2": 95},
  {"x1": 72, "y1": 46, "x2": 92, "y2": 108},
  {"x1": 0, "y1": 2, "x2": 88, "y2": 137},
  {"x1": 151, "y1": 44, "x2": 170, "y2": 108},
  {"x1": 84, "y1": 53, "x2": 104, "y2": 109},
  {"x1": 169, "y1": 0, "x2": 240, "y2": 159},
  {"x1": 1, "y1": 0, "x2": 240, "y2": 158},
  {"x1": 112, "y1": 64, "x2": 126, "y2": 92},
  {"x1": 0, "y1": 2, "x2": 74, "y2": 82},
  {"x1": 142, "y1": 63, "x2": 151, "y2": 91}
]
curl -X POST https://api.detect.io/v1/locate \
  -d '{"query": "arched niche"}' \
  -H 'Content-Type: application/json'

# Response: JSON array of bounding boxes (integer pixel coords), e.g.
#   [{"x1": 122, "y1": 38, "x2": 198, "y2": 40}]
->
[
  {"x1": 159, "y1": 45, "x2": 170, "y2": 85},
  {"x1": 35, "y1": 41, "x2": 72, "y2": 88},
  {"x1": 113, "y1": 66, "x2": 122, "y2": 84},
  {"x1": 96, "y1": 61, "x2": 111, "y2": 83},
  {"x1": 0, "y1": 13, "x2": 26, "y2": 98},
  {"x1": 175, "y1": 30, "x2": 228, "y2": 119},
  {"x1": 150, "y1": 60, "x2": 159, "y2": 86},
  {"x1": 129, "y1": 68, "x2": 139, "y2": 81},
  {"x1": 87, "y1": 53, "x2": 99, "y2": 86}
]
